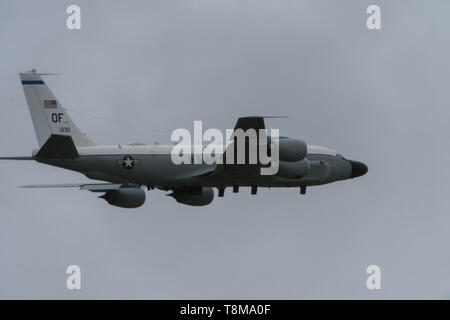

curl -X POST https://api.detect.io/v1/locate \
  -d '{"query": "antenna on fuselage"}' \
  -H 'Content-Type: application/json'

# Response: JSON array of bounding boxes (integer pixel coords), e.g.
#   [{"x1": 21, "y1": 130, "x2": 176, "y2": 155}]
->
[{"x1": 261, "y1": 116, "x2": 291, "y2": 119}]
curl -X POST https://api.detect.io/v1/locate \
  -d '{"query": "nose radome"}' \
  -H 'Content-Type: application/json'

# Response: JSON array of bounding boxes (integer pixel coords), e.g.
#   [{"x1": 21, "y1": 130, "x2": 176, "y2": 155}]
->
[{"x1": 349, "y1": 160, "x2": 368, "y2": 178}]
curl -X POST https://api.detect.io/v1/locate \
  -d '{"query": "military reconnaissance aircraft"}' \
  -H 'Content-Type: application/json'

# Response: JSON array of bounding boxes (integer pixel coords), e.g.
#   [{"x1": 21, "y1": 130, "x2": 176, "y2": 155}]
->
[{"x1": 0, "y1": 70, "x2": 367, "y2": 208}]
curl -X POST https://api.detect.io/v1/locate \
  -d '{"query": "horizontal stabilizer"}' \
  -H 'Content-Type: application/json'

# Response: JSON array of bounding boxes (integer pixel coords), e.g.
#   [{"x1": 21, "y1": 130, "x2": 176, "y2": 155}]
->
[
  {"x1": 36, "y1": 134, "x2": 79, "y2": 159},
  {"x1": 0, "y1": 156, "x2": 34, "y2": 160}
]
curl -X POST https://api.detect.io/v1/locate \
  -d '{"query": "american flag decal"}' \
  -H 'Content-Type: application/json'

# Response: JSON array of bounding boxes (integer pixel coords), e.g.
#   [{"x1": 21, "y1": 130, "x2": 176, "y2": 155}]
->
[{"x1": 44, "y1": 100, "x2": 57, "y2": 109}]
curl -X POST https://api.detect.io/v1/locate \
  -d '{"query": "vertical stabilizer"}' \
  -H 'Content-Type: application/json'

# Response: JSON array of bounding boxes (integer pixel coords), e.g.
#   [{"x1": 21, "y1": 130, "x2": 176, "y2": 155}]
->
[{"x1": 20, "y1": 69, "x2": 95, "y2": 147}]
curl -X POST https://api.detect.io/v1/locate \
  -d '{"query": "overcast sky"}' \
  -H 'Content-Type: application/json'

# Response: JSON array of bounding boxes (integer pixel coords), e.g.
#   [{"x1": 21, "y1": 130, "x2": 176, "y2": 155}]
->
[{"x1": 1, "y1": 0, "x2": 450, "y2": 299}]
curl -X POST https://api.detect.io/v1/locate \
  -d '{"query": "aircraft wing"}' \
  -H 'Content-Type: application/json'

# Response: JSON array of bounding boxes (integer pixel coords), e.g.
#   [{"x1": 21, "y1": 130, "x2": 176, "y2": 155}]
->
[{"x1": 19, "y1": 182, "x2": 134, "y2": 192}]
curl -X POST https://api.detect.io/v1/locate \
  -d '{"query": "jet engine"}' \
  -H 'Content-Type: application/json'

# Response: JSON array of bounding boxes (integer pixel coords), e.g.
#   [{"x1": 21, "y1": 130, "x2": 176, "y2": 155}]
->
[
  {"x1": 99, "y1": 188, "x2": 146, "y2": 208},
  {"x1": 277, "y1": 159, "x2": 310, "y2": 179},
  {"x1": 274, "y1": 138, "x2": 307, "y2": 162},
  {"x1": 170, "y1": 187, "x2": 214, "y2": 206}
]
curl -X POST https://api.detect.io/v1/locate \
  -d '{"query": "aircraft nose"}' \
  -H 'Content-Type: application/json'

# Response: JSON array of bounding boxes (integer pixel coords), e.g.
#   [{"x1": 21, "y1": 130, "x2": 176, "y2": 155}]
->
[{"x1": 349, "y1": 160, "x2": 368, "y2": 178}]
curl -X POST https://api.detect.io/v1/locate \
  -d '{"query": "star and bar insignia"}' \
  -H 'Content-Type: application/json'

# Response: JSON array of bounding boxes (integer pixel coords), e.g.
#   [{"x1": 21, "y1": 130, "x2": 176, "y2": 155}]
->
[{"x1": 116, "y1": 155, "x2": 140, "y2": 169}]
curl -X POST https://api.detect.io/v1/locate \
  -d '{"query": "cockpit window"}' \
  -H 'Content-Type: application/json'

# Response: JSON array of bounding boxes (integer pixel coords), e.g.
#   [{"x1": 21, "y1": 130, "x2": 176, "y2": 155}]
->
[{"x1": 307, "y1": 145, "x2": 337, "y2": 156}]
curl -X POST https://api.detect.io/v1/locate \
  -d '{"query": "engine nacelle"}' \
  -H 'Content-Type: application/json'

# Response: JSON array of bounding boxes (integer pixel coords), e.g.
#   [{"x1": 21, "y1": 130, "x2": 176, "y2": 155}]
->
[
  {"x1": 100, "y1": 188, "x2": 146, "y2": 208},
  {"x1": 274, "y1": 138, "x2": 307, "y2": 162},
  {"x1": 277, "y1": 159, "x2": 310, "y2": 179},
  {"x1": 171, "y1": 187, "x2": 214, "y2": 206}
]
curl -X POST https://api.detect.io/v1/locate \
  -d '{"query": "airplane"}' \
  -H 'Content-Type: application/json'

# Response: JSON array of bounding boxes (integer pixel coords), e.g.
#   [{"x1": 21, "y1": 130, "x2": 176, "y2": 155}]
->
[{"x1": 0, "y1": 69, "x2": 367, "y2": 208}]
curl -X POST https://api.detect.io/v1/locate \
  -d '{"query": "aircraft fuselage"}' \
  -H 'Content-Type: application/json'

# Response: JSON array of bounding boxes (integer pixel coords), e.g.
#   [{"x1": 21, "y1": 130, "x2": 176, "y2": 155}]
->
[{"x1": 36, "y1": 144, "x2": 365, "y2": 189}]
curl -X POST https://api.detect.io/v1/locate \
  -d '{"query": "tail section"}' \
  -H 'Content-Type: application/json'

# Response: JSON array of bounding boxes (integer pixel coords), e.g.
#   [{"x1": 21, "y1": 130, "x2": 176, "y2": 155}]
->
[
  {"x1": 35, "y1": 135, "x2": 79, "y2": 159},
  {"x1": 20, "y1": 69, "x2": 95, "y2": 147}
]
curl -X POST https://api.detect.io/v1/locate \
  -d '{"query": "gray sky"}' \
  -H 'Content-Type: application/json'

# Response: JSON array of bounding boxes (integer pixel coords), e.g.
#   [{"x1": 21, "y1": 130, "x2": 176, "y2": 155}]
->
[{"x1": 1, "y1": 0, "x2": 450, "y2": 299}]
